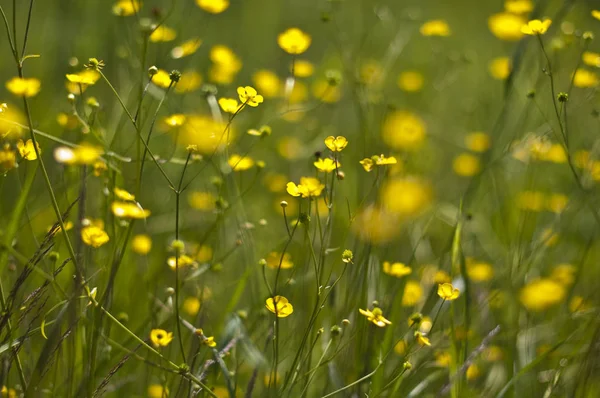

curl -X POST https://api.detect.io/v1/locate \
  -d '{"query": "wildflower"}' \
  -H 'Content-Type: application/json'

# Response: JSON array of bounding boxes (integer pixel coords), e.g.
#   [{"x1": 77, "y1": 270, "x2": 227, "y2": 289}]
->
[
  {"x1": 266, "y1": 252, "x2": 293, "y2": 269},
  {"x1": 171, "y1": 38, "x2": 202, "y2": 59},
  {"x1": 324, "y1": 135, "x2": 348, "y2": 152},
  {"x1": 81, "y1": 226, "x2": 110, "y2": 248},
  {"x1": 112, "y1": 0, "x2": 141, "y2": 16},
  {"x1": 265, "y1": 295, "x2": 294, "y2": 317},
  {"x1": 521, "y1": 19, "x2": 552, "y2": 35},
  {"x1": 489, "y1": 57, "x2": 511, "y2": 80},
  {"x1": 312, "y1": 79, "x2": 342, "y2": 103},
  {"x1": 593, "y1": 10, "x2": 600, "y2": 21},
  {"x1": 394, "y1": 340, "x2": 407, "y2": 355},
  {"x1": 420, "y1": 20, "x2": 451, "y2": 36},
  {"x1": 381, "y1": 177, "x2": 432, "y2": 216},
  {"x1": 547, "y1": 193, "x2": 568, "y2": 213},
  {"x1": 382, "y1": 262, "x2": 412, "y2": 277},
  {"x1": 278, "y1": 28, "x2": 311, "y2": 55},
  {"x1": 228, "y1": 154, "x2": 254, "y2": 171},
  {"x1": 167, "y1": 254, "x2": 196, "y2": 269},
  {"x1": 183, "y1": 297, "x2": 201, "y2": 315},
  {"x1": 111, "y1": 201, "x2": 151, "y2": 219},
  {"x1": 65, "y1": 70, "x2": 100, "y2": 85},
  {"x1": 6, "y1": 77, "x2": 41, "y2": 97},
  {"x1": 359, "y1": 154, "x2": 397, "y2": 172},
  {"x1": 196, "y1": 0, "x2": 229, "y2": 14},
  {"x1": 437, "y1": 283, "x2": 460, "y2": 300},
  {"x1": 17, "y1": 139, "x2": 40, "y2": 160},
  {"x1": 453, "y1": 153, "x2": 481, "y2": 176},
  {"x1": 131, "y1": 234, "x2": 152, "y2": 255},
  {"x1": 359, "y1": 307, "x2": 391, "y2": 327},
  {"x1": 402, "y1": 281, "x2": 423, "y2": 306},
  {"x1": 247, "y1": 125, "x2": 272, "y2": 137},
  {"x1": 150, "y1": 329, "x2": 173, "y2": 347},
  {"x1": 151, "y1": 69, "x2": 172, "y2": 89},
  {"x1": 292, "y1": 60, "x2": 314, "y2": 77},
  {"x1": 237, "y1": 86, "x2": 264, "y2": 107},
  {"x1": 520, "y1": 278, "x2": 565, "y2": 311},
  {"x1": 353, "y1": 206, "x2": 400, "y2": 244},
  {"x1": 466, "y1": 260, "x2": 494, "y2": 282},
  {"x1": 85, "y1": 58, "x2": 105, "y2": 71},
  {"x1": 550, "y1": 263, "x2": 577, "y2": 285},
  {"x1": 342, "y1": 249, "x2": 354, "y2": 264},
  {"x1": 435, "y1": 351, "x2": 452, "y2": 367},
  {"x1": 466, "y1": 364, "x2": 481, "y2": 380},
  {"x1": 505, "y1": 0, "x2": 533, "y2": 14},
  {"x1": 188, "y1": 191, "x2": 217, "y2": 211},
  {"x1": 147, "y1": 385, "x2": 168, "y2": 398},
  {"x1": 196, "y1": 245, "x2": 213, "y2": 262},
  {"x1": 252, "y1": 70, "x2": 282, "y2": 98},
  {"x1": 175, "y1": 71, "x2": 202, "y2": 93},
  {"x1": 286, "y1": 177, "x2": 325, "y2": 198},
  {"x1": 163, "y1": 114, "x2": 186, "y2": 127},
  {"x1": 314, "y1": 158, "x2": 340, "y2": 173},
  {"x1": 434, "y1": 270, "x2": 452, "y2": 284},
  {"x1": 218, "y1": 98, "x2": 240, "y2": 114},
  {"x1": 1, "y1": 386, "x2": 17, "y2": 398},
  {"x1": 573, "y1": 69, "x2": 599, "y2": 88},
  {"x1": 414, "y1": 331, "x2": 431, "y2": 346},
  {"x1": 397, "y1": 71, "x2": 424, "y2": 92},
  {"x1": 53, "y1": 145, "x2": 102, "y2": 165},
  {"x1": 465, "y1": 132, "x2": 491, "y2": 152},
  {"x1": 383, "y1": 111, "x2": 426, "y2": 150},
  {"x1": 488, "y1": 13, "x2": 525, "y2": 41},
  {"x1": 150, "y1": 25, "x2": 177, "y2": 42},
  {"x1": 114, "y1": 187, "x2": 135, "y2": 201}
]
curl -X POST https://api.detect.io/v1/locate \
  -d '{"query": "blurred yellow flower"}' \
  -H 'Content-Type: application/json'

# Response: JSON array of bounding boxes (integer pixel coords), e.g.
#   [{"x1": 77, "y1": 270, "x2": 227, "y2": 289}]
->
[
  {"x1": 520, "y1": 278, "x2": 565, "y2": 311},
  {"x1": 465, "y1": 132, "x2": 491, "y2": 152},
  {"x1": 517, "y1": 190, "x2": 545, "y2": 212},
  {"x1": 546, "y1": 193, "x2": 568, "y2": 213},
  {"x1": 6, "y1": 77, "x2": 41, "y2": 97},
  {"x1": 112, "y1": 0, "x2": 141, "y2": 16},
  {"x1": 360, "y1": 154, "x2": 397, "y2": 172},
  {"x1": 266, "y1": 252, "x2": 293, "y2": 269},
  {"x1": 171, "y1": 38, "x2": 202, "y2": 59},
  {"x1": 278, "y1": 28, "x2": 312, "y2": 55},
  {"x1": 253, "y1": 70, "x2": 282, "y2": 98},
  {"x1": 218, "y1": 98, "x2": 240, "y2": 114},
  {"x1": 81, "y1": 226, "x2": 109, "y2": 248},
  {"x1": 466, "y1": 260, "x2": 494, "y2": 282},
  {"x1": 381, "y1": 177, "x2": 432, "y2": 217},
  {"x1": 131, "y1": 234, "x2": 152, "y2": 255},
  {"x1": 147, "y1": 384, "x2": 168, "y2": 398},
  {"x1": 163, "y1": 114, "x2": 186, "y2": 128},
  {"x1": 435, "y1": 351, "x2": 451, "y2": 367},
  {"x1": 550, "y1": 263, "x2": 576, "y2": 285},
  {"x1": 521, "y1": 19, "x2": 552, "y2": 35},
  {"x1": 247, "y1": 125, "x2": 271, "y2": 138},
  {"x1": 397, "y1": 71, "x2": 424, "y2": 92},
  {"x1": 237, "y1": 86, "x2": 264, "y2": 107},
  {"x1": 228, "y1": 154, "x2": 254, "y2": 171},
  {"x1": 414, "y1": 331, "x2": 431, "y2": 346},
  {"x1": 353, "y1": 206, "x2": 399, "y2": 244},
  {"x1": 382, "y1": 261, "x2": 412, "y2": 277},
  {"x1": 573, "y1": 69, "x2": 599, "y2": 88},
  {"x1": 66, "y1": 70, "x2": 100, "y2": 85},
  {"x1": 420, "y1": 20, "x2": 451, "y2": 36},
  {"x1": 402, "y1": 281, "x2": 423, "y2": 306},
  {"x1": 0, "y1": 145, "x2": 16, "y2": 172},
  {"x1": 114, "y1": 187, "x2": 135, "y2": 201},
  {"x1": 453, "y1": 153, "x2": 481, "y2": 177},
  {"x1": 583, "y1": 51, "x2": 600, "y2": 67},
  {"x1": 434, "y1": 270, "x2": 452, "y2": 284},
  {"x1": 17, "y1": 139, "x2": 39, "y2": 160},
  {"x1": 196, "y1": 0, "x2": 229, "y2": 14},
  {"x1": 292, "y1": 60, "x2": 314, "y2": 77},
  {"x1": 152, "y1": 69, "x2": 172, "y2": 89},
  {"x1": 593, "y1": 10, "x2": 600, "y2": 21},
  {"x1": 183, "y1": 297, "x2": 201, "y2": 316},
  {"x1": 167, "y1": 254, "x2": 196, "y2": 269},
  {"x1": 312, "y1": 79, "x2": 341, "y2": 103},
  {"x1": 150, "y1": 329, "x2": 173, "y2": 347},
  {"x1": 489, "y1": 57, "x2": 511, "y2": 80},
  {"x1": 112, "y1": 201, "x2": 151, "y2": 219},
  {"x1": 437, "y1": 283, "x2": 460, "y2": 300},
  {"x1": 488, "y1": 13, "x2": 525, "y2": 41},
  {"x1": 359, "y1": 307, "x2": 391, "y2": 327},
  {"x1": 196, "y1": 245, "x2": 213, "y2": 262},
  {"x1": 150, "y1": 25, "x2": 177, "y2": 42},
  {"x1": 382, "y1": 111, "x2": 426, "y2": 150},
  {"x1": 266, "y1": 296, "x2": 294, "y2": 317},
  {"x1": 286, "y1": 177, "x2": 325, "y2": 198},
  {"x1": 466, "y1": 364, "x2": 481, "y2": 381},
  {"x1": 394, "y1": 340, "x2": 407, "y2": 355},
  {"x1": 53, "y1": 144, "x2": 102, "y2": 165},
  {"x1": 504, "y1": 0, "x2": 533, "y2": 14},
  {"x1": 324, "y1": 136, "x2": 348, "y2": 152},
  {"x1": 188, "y1": 191, "x2": 216, "y2": 211},
  {"x1": 175, "y1": 71, "x2": 203, "y2": 93},
  {"x1": 314, "y1": 158, "x2": 340, "y2": 173}
]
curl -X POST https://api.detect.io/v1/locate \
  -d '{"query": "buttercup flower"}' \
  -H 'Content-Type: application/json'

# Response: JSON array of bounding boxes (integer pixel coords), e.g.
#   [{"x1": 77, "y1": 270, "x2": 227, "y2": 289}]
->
[
  {"x1": 521, "y1": 19, "x2": 552, "y2": 35},
  {"x1": 150, "y1": 25, "x2": 177, "y2": 42},
  {"x1": 360, "y1": 155, "x2": 397, "y2": 172},
  {"x1": 420, "y1": 20, "x2": 451, "y2": 36},
  {"x1": 359, "y1": 307, "x2": 392, "y2": 327},
  {"x1": 112, "y1": 0, "x2": 141, "y2": 16},
  {"x1": 196, "y1": 0, "x2": 229, "y2": 14},
  {"x1": 81, "y1": 225, "x2": 110, "y2": 248},
  {"x1": 277, "y1": 28, "x2": 312, "y2": 55},
  {"x1": 414, "y1": 331, "x2": 431, "y2": 347},
  {"x1": 218, "y1": 98, "x2": 240, "y2": 114},
  {"x1": 112, "y1": 201, "x2": 151, "y2": 219},
  {"x1": 286, "y1": 177, "x2": 325, "y2": 198},
  {"x1": 383, "y1": 262, "x2": 412, "y2": 277},
  {"x1": 17, "y1": 139, "x2": 40, "y2": 160},
  {"x1": 488, "y1": 13, "x2": 525, "y2": 41},
  {"x1": 150, "y1": 329, "x2": 173, "y2": 347},
  {"x1": 171, "y1": 38, "x2": 202, "y2": 59},
  {"x1": 132, "y1": 234, "x2": 152, "y2": 255},
  {"x1": 593, "y1": 10, "x2": 600, "y2": 21},
  {"x1": 237, "y1": 86, "x2": 264, "y2": 107},
  {"x1": 437, "y1": 283, "x2": 460, "y2": 300},
  {"x1": 6, "y1": 77, "x2": 41, "y2": 97},
  {"x1": 265, "y1": 295, "x2": 294, "y2": 317},
  {"x1": 324, "y1": 136, "x2": 348, "y2": 152},
  {"x1": 266, "y1": 252, "x2": 293, "y2": 269},
  {"x1": 314, "y1": 158, "x2": 340, "y2": 173}
]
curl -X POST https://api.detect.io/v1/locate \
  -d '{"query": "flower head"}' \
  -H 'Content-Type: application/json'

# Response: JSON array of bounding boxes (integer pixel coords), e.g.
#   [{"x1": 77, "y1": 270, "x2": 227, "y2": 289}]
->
[
  {"x1": 150, "y1": 329, "x2": 173, "y2": 347},
  {"x1": 112, "y1": 201, "x2": 151, "y2": 219},
  {"x1": 324, "y1": 136, "x2": 348, "y2": 152},
  {"x1": 237, "y1": 86, "x2": 264, "y2": 107},
  {"x1": 85, "y1": 58, "x2": 105, "y2": 71},
  {"x1": 81, "y1": 225, "x2": 109, "y2": 248},
  {"x1": 521, "y1": 19, "x2": 552, "y2": 35},
  {"x1": 437, "y1": 283, "x2": 460, "y2": 300},
  {"x1": 218, "y1": 97, "x2": 241, "y2": 113},
  {"x1": 265, "y1": 295, "x2": 294, "y2": 317},
  {"x1": 196, "y1": 0, "x2": 229, "y2": 14},
  {"x1": 593, "y1": 10, "x2": 600, "y2": 21},
  {"x1": 359, "y1": 307, "x2": 391, "y2": 327},
  {"x1": 383, "y1": 262, "x2": 412, "y2": 277},
  {"x1": 314, "y1": 158, "x2": 340, "y2": 173},
  {"x1": 359, "y1": 154, "x2": 397, "y2": 172},
  {"x1": 414, "y1": 331, "x2": 431, "y2": 347},
  {"x1": 6, "y1": 77, "x2": 41, "y2": 97},
  {"x1": 420, "y1": 20, "x2": 451, "y2": 36},
  {"x1": 286, "y1": 177, "x2": 325, "y2": 198},
  {"x1": 277, "y1": 28, "x2": 312, "y2": 55},
  {"x1": 17, "y1": 139, "x2": 40, "y2": 160}
]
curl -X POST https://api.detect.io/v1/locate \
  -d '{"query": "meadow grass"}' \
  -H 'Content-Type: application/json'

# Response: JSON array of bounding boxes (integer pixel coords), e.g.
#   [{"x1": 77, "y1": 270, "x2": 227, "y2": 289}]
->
[{"x1": 0, "y1": 0, "x2": 600, "y2": 397}]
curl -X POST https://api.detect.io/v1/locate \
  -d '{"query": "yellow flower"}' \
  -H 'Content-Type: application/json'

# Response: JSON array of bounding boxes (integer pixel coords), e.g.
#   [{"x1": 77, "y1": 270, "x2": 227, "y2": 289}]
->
[
  {"x1": 66, "y1": 70, "x2": 101, "y2": 87},
  {"x1": 414, "y1": 331, "x2": 431, "y2": 346},
  {"x1": 312, "y1": 79, "x2": 341, "y2": 103},
  {"x1": 353, "y1": 205, "x2": 400, "y2": 244},
  {"x1": 175, "y1": 71, "x2": 203, "y2": 93},
  {"x1": 17, "y1": 139, "x2": 40, "y2": 160},
  {"x1": 489, "y1": 57, "x2": 512, "y2": 80},
  {"x1": 277, "y1": 28, "x2": 312, "y2": 55},
  {"x1": 359, "y1": 154, "x2": 397, "y2": 172},
  {"x1": 228, "y1": 154, "x2": 254, "y2": 171},
  {"x1": 521, "y1": 19, "x2": 552, "y2": 35},
  {"x1": 520, "y1": 278, "x2": 566, "y2": 311},
  {"x1": 132, "y1": 234, "x2": 152, "y2": 255},
  {"x1": 437, "y1": 283, "x2": 460, "y2": 300},
  {"x1": 163, "y1": 114, "x2": 186, "y2": 127},
  {"x1": 286, "y1": 177, "x2": 325, "y2": 198},
  {"x1": 314, "y1": 158, "x2": 340, "y2": 173},
  {"x1": 266, "y1": 252, "x2": 293, "y2": 269},
  {"x1": 324, "y1": 136, "x2": 348, "y2": 152},
  {"x1": 466, "y1": 364, "x2": 481, "y2": 381},
  {"x1": 237, "y1": 86, "x2": 264, "y2": 107},
  {"x1": 550, "y1": 263, "x2": 577, "y2": 285},
  {"x1": 394, "y1": 340, "x2": 407, "y2": 355},
  {"x1": 150, "y1": 25, "x2": 177, "y2": 42},
  {"x1": 196, "y1": 0, "x2": 229, "y2": 14},
  {"x1": 53, "y1": 145, "x2": 102, "y2": 165},
  {"x1": 382, "y1": 262, "x2": 412, "y2": 277},
  {"x1": 151, "y1": 69, "x2": 173, "y2": 89},
  {"x1": 546, "y1": 193, "x2": 568, "y2": 213},
  {"x1": 167, "y1": 254, "x2": 196, "y2": 269},
  {"x1": 247, "y1": 125, "x2": 272, "y2": 138},
  {"x1": 112, "y1": 0, "x2": 141, "y2": 16},
  {"x1": 171, "y1": 38, "x2": 202, "y2": 59},
  {"x1": 402, "y1": 281, "x2": 423, "y2": 306},
  {"x1": 593, "y1": 10, "x2": 600, "y2": 21},
  {"x1": 517, "y1": 190, "x2": 545, "y2": 212},
  {"x1": 114, "y1": 187, "x2": 135, "y2": 201},
  {"x1": 147, "y1": 384, "x2": 168, "y2": 398},
  {"x1": 81, "y1": 226, "x2": 110, "y2": 248},
  {"x1": 1, "y1": 386, "x2": 17, "y2": 398},
  {"x1": 111, "y1": 201, "x2": 151, "y2": 219},
  {"x1": 434, "y1": 270, "x2": 452, "y2": 284},
  {"x1": 465, "y1": 132, "x2": 491, "y2": 152},
  {"x1": 292, "y1": 60, "x2": 314, "y2": 77},
  {"x1": 573, "y1": 69, "x2": 599, "y2": 88},
  {"x1": 505, "y1": 0, "x2": 533, "y2": 14},
  {"x1": 253, "y1": 70, "x2": 282, "y2": 98},
  {"x1": 183, "y1": 297, "x2": 201, "y2": 316},
  {"x1": 188, "y1": 191, "x2": 216, "y2": 211},
  {"x1": 420, "y1": 20, "x2": 451, "y2": 36},
  {"x1": 150, "y1": 329, "x2": 173, "y2": 347},
  {"x1": 6, "y1": 77, "x2": 41, "y2": 97},
  {"x1": 359, "y1": 307, "x2": 392, "y2": 327},
  {"x1": 453, "y1": 153, "x2": 481, "y2": 177},
  {"x1": 381, "y1": 177, "x2": 432, "y2": 216},
  {"x1": 466, "y1": 261, "x2": 494, "y2": 282},
  {"x1": 382, "y1": 111, "x2": 426, "y2": 150},
  {"x1": 582, "y1": 51, "x2": 600, "y2": 67},
  {"x1": 218, "y1": 98, "x2": 240, "y2": 114},
  {"x1": 488, "y1": 12, "x2": 525, "y2": 41},
  {"x1": 397, "y1": 71, "x2": 424, "y2": 92},
  {"x1": 265, "y1": 295, "x2": 294, "y2": 317}
]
